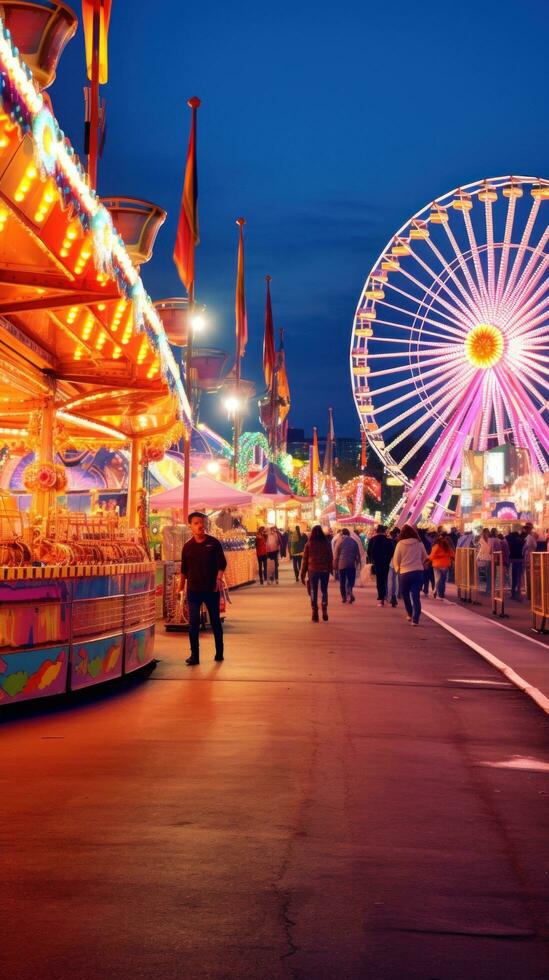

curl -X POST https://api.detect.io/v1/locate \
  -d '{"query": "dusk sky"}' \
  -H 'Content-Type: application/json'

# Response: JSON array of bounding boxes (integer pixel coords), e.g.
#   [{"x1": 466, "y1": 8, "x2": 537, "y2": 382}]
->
[{"x1": 51, "y1": 0, "x2": 548, "y2": 439}]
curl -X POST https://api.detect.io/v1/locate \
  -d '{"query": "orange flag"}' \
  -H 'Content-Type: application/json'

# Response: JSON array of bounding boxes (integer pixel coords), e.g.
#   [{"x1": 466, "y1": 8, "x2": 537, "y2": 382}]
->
[
  {"x1": 263, "y1": 276, "x2": 275, "y2": 390},
  {"x1": 82, "y1": 0, "x2": 112, "y2": 84},
  {"x1": 312, "y1": 426, "x2": 320, "y2": 473},
  {"x1": 173, "y1": 97, "x2": 201, "y2": 294},
  {"x1": 235, "y1": 218, "x2": 248, "y2": 361}
]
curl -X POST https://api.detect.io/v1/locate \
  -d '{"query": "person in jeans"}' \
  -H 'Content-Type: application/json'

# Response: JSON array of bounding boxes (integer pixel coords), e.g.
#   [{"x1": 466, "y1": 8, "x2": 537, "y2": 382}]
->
[
  {"x1": 387, "y1": 527, "x2": 401, "y2": 607},
  {"x1": 391, "y1": 524, "x2": 428, "y2": 625},
  {"x1": 522, "y1": 523, "x2": 538, "y2": 600},
  {"x1": 476, "y1": 528, "x2": 493, "y2": 595},
  {"x1": 301, "y1": 525, "x2": 333, "y2": 622},
  {"x1": 430, "y1": 532, "x2": 454, "y2": 599},
  {"x1": 265, "y1": 526, "x2": 282, "y2": 584},
  {"x1": 289, "y1": 525, "x2": 307, "y2": 582},
  {"x1": 334, "y1": 528, "x2": 361, "y2": 603},
  {"x1": 255, "y1": 526, "x2": 268, "y2": 585},
  {"x1": 367, "y1": 525, "x2": 394, "y2": 606},
  {"x1": 180, "y1": 512, "x2": 227, "y2": 665},
  {"x1": 506, "y1": 528, "x2": 524, "y2": 600}
]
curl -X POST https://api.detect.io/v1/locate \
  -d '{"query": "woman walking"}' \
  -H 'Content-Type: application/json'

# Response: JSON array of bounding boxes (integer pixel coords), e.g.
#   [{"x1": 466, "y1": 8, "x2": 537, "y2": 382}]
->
[
  {"x1": 255, "y1": 526, "x2": 268, "y2": 586},
  {"x1": 334, "y1": 528, "x2": 361, "y2": 603},
  {"x1": 430, "y1": 532, "x2": 454, "y2": 599},
  {"x1": 477, "y1": 528, "x2": 493, "y2": 595},
  {"x1": 265, "y1": 525, "x2": 282, "y2": 584},
  {"x1": 289, "y1": 525, "x2": 307, "y2": 582},
  {"x1": 391, "y1": 524, "x2": 428, "y2": 625},
  {"x1": 301, "y1": 525, "x2": 333, "y2": 622}
]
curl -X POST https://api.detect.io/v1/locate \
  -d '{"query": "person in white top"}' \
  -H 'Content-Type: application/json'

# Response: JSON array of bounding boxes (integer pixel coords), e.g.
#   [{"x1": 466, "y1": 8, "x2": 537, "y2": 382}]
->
[
  {"x1": 391, "y1": 524, "x2": 428, "y2": 625},
  {"x1": 476, "y1": 528, "x2": 493, "y2": 595},
  {"x1": 522, "y1": 523, "x2": 538, "y2": 599}
]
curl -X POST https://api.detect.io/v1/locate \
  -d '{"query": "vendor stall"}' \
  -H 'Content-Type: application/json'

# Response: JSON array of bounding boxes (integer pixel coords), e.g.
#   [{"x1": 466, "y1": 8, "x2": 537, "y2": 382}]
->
[{"x1": 0, "y1": 9, "x2": 191, "y2": 705}]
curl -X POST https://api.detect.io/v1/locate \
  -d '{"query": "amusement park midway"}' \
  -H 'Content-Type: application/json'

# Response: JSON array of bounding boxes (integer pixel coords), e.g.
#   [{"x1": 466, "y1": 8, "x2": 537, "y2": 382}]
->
[
  {"x1": 1, "y1": 2, "x2": 549, "y2": 980},
  {"x1": 4, "y1": 564, "x2": 549, "y2": 980}
]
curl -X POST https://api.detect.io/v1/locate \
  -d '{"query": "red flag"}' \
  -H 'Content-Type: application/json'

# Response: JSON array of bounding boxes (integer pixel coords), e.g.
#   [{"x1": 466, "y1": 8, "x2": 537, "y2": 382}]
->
[
  {"x1": 235, "y1": 218, "x2": 248, "y2": 360},
  {"x1": 173, "y1": 97, "x2": 200, "y2": 294},
  {"x1": 263, "y1": 275, "x2": 275, "y2": 390}
]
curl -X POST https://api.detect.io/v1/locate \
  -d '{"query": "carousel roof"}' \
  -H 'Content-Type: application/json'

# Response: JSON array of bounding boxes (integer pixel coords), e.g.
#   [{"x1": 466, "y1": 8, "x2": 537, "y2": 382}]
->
[{"x1": 0, "y1": 14, "x2": 191, "y2": 450}]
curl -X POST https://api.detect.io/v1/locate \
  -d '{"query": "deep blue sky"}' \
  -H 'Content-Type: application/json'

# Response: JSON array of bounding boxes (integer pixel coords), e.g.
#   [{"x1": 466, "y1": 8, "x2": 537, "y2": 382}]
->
[{"x1": 50, "y1": 0, "x2": 548, "y2": 438}]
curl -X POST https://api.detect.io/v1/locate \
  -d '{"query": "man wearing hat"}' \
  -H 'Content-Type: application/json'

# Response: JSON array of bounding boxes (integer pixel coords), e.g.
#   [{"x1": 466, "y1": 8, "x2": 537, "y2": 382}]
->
[{"x1": 180, "y1": 512, "x2": 227, "y2": 665}]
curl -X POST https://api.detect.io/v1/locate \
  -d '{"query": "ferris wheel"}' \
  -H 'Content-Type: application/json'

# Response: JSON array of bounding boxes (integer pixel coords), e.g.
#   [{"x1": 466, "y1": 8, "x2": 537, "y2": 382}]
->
[{"x1": 351, "y1": 175, "x2": 549, "y2": 524}]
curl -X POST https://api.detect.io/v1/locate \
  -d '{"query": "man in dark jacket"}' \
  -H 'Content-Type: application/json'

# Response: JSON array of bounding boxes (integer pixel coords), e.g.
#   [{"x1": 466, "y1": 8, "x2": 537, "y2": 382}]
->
[
  {"x1": 506, "y1": 529, "x2": 524, "y2": 600},
  {"x1": 367, "y1": 525, "x2": 394, "y2": 606},
  {"x1": 181, "y1": 512, "x2": 227, "y2": 665}
]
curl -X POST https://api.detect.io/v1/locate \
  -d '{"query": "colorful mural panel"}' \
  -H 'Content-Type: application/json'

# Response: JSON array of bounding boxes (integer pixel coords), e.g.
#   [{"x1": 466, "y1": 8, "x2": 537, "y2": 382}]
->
[
  {"x1": 0, "y1": 646, "x2": 68, "y2": 703},
  {"x1": 70, "y1": 633, "x2": 124, "y2": 691},
  {"x1": 125, "y1": 625, "x2": 155, "y2": 674}
]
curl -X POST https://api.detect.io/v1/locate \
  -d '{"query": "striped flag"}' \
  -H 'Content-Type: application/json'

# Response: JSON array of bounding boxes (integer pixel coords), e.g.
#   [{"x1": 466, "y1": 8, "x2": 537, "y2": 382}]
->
[
  {"x1": 263, "y1": 275, "x2": 275, "y2": 390},
  {"x1": 235, "y1": 218, "x2": 248, "y2": 360},
  {"x1": 82, "y1": 0, "x2": 112, "y2": 84},
  {"x1": 173, "y1": 97, "x2": 201, "y2": 293}
]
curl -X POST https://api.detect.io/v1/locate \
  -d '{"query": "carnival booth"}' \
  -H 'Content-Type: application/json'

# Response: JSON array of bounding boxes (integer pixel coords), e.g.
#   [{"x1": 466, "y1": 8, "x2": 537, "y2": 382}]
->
[
  {"x1": 150, "y1": 476, "x2": 257, "y2": 610},
  {"x1": 0, "y1": 8, "x2": 192, "y2": 705}
]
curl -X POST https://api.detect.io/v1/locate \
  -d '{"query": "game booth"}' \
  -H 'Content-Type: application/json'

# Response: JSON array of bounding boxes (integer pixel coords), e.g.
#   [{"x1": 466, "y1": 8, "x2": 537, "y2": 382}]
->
[{"x1": 0, "y1": 6, "x2": 193, "y2": 705}]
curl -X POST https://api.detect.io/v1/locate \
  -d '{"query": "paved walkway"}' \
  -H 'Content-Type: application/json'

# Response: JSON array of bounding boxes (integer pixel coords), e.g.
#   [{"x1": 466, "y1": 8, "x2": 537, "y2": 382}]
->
[
  {"x1": 418, "y1": 584, "x2": 549, "y2": 714},
  {"x1": 3, "y1": 563, "x2": 549, "y2": 980}
]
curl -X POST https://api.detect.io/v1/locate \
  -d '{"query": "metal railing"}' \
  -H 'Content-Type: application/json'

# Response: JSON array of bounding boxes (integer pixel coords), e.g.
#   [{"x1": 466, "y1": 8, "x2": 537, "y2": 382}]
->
[
  {"x1": 531, "y1": 553, "x2": 549, "y2": 634},
  {"x1": 491, "y1": 550, "x2": 507, "y2": 618},
  {"x1": 455, "y1": 547, "x2": 478, "y2": 603}
]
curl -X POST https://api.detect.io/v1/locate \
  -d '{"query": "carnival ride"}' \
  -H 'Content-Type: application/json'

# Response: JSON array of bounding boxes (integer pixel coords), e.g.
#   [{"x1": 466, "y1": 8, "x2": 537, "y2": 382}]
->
[{"x1": 351, "y1": 176, "x2": 549, "y2": 525}]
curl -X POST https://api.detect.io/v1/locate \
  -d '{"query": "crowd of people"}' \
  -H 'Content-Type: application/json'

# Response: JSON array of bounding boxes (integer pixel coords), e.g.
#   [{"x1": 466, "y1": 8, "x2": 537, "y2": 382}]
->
[
  {"x1": 253, "y1": 519, "x2": 545, "y2": 626},
  {"x1": 179, "y1": 512, "x2": 545, "y2": 665}
]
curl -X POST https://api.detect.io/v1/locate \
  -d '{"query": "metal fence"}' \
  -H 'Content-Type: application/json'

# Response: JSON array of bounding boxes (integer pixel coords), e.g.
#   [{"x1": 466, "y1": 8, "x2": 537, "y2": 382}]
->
[
  {"x1": 531, "y1": 553, "x2": 549, "y2": 633},
  {"x1": 455, "y1": 547, "x2": 478, "y2": 603}
]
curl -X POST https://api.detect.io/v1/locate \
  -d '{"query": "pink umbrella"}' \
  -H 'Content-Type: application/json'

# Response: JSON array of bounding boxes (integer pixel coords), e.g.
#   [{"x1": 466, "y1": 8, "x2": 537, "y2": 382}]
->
[{"x1": 150, "y1": 475, "x2": 252, "y2": 511}]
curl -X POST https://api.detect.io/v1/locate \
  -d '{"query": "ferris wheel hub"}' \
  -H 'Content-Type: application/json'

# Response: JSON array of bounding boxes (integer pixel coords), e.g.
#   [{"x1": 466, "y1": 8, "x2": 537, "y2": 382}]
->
[{"x1": 464, "y1": 323, "x2": 504, "y2": 370}]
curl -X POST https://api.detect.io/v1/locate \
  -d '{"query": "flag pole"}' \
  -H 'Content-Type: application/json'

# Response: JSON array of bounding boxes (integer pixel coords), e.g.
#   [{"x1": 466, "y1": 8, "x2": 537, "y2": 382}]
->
[
  {"x1": 88, "y1": 0, "x2": 101, "y2": 188},
  {"x1": 233, "y1": 218, "x2": 246, "y2": 483},
  {"x1": 181, "y1": 96, "x2": 201, "y2": 521}
]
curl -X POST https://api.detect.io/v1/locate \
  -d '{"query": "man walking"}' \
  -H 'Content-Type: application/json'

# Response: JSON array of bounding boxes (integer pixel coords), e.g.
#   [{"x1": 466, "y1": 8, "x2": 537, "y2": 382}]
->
[
  {"x1": 334, "y1": 528, "x2": 361, "y2": 603},
  {"x1": 180, "y1": 512, "x2": 227, "y2": 665}
]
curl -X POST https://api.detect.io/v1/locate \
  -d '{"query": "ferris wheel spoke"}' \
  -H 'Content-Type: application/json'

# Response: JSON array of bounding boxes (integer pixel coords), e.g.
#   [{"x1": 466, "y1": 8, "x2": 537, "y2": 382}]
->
[
  {"x1": 493, "y1": 387, "x2": 506, "y2": 445},
  {"x1": 505, "y1": 226, "x2": 549, "y2": 311},
  {"x1": 370, "y1": 360, "x2": 468, "y2": 416},
  {"x1": 422, "y1": 235, "x2": 483, "y2": 321},
  {"x1": 495, "y1": 192, "x2": 517, "y2": 305},
  {"x1": 505, "y1": 264, "x2": 549, "y2": 335},
  {"x1": 385, "y1": 372, "x2": 475, "y2": 456},
  {"x1": 381, "y1": 283, "x2": 468, "y2": 337},
  {"x1": 389, "y1": 265, "x2": 471, "y2": 331},
  {"x1": 361, "y1": 356, "x2": 467, "y2": 399},
  {"x1": 514, "y1": 352, "x2": 549, "y2": 376},
  {"x1": 501, "y1": 197, "x2": 541, "y2": 305},
  {"x1": 377, "y1": 367, "x2": 474, "y2": 440},
  {"x1": 462, "y1": 210, "x2": 490, "y2": 307},
  {"x1": 441, "y1": 222, "x2": 485, "y2": 310},
  {"x1": 365, "y1": 350, "x2": 465, "y2": 381},
  {"x1": 511, "y1": 363, "x2": 549, "y2": 407},
  {"x1": 496, "y1": 366, "x2": 549, "y2": 461},
  {"x1": 484, "y1": 199, "x2": 496, "y2": 309},
  {"x1": 406, "y1": 244, "x2": 481, "y2": 323},
  {"x1": 366, "y1": 335, "x2": 458, "y2": 350},
  {"x1": 478, "y1": 372, "x2": 494, "y2": 451},
  {"x1": 373, "y1": 302, "x2": 466, "y2": 341}
]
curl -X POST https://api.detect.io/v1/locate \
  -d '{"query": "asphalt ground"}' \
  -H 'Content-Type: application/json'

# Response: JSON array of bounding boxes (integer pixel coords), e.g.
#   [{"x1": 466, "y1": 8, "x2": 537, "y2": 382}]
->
[{"x1": 3, "y1": 562, "x2": 549, "y2": 980}]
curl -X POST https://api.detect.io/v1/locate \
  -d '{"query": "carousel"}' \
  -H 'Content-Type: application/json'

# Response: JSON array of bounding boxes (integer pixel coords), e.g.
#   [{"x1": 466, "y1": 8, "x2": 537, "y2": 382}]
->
[{"x1": 0, "y1": 4, "x2": 191, "y2": 704}]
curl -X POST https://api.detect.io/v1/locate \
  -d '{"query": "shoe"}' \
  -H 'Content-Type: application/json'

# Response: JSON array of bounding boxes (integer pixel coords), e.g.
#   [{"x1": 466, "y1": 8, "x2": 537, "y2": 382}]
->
[
  {"x1": 312, "y1": 606, "x2": 319, "y2": 622},
  {"x1": 349, "y1": 594, "x2": 355, "y2": 604},
  {"x1": 390, "y1": 598, "x2": 397, "y2": 608},
  {"x1": 214, "y1": 653, "x2": 224, "y2": 662},
  {"x1": 322, "y1": 604, "x2": 329, "y2": 621},
  {"x1": 377, "y1": 600, "x2": 382, "y2": 606},
  {"x1": 406, "y1": 616, "x2": 412, "y2": 622},
  {"x1": 433, "y1": 591, "x2": 438, "y2": 599},
  {"x1": 275, "y1": 580, "x2": 279, "y2": 586},
  {"x1": 412, "y1": 621, "x2": 419, "y2": 627},
  {"x1": 185, "y1": 656, "x2": 199, "y2": 666},
  {"x1": 342, "y1": 597, "x2": 347, "y2": 604}
]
